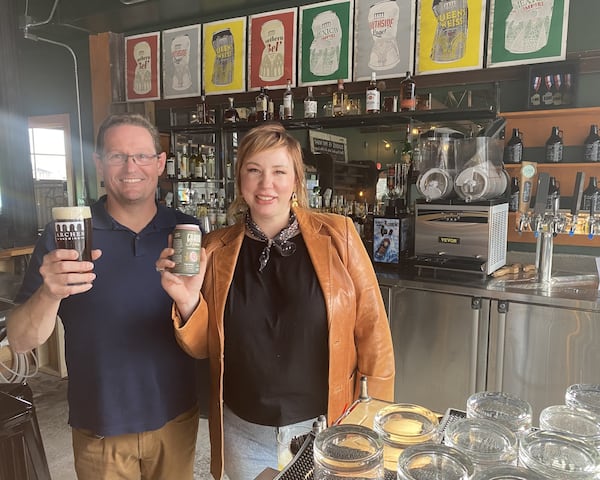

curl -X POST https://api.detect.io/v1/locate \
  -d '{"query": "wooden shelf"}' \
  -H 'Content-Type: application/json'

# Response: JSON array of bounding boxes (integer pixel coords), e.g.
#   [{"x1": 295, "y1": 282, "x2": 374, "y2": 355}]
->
[{"x1": 501, "y1": 107, "x2": 600, "y2": 148}]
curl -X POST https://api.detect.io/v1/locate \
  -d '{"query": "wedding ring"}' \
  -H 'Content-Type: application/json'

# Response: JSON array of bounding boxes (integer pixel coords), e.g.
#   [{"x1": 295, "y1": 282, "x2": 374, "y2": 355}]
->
[{"x1": 155, "y1": 266, "x2": 165, "y2": 273}]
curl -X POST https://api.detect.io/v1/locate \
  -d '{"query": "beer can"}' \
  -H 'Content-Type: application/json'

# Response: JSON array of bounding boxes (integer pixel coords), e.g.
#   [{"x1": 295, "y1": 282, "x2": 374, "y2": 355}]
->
[{"x1": 171, "y1": 224, "x2": 201, "y2": 275}]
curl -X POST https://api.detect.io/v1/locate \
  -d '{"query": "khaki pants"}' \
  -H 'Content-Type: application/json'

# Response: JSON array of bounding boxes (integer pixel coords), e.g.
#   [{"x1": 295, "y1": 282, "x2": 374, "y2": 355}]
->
[{"x1": 72, "y1": 404, "x2": 200, "y2": 480}]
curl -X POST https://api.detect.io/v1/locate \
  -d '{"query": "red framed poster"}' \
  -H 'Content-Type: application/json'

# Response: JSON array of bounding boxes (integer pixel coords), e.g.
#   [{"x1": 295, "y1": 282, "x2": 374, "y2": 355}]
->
[
  {"x1": 248, "y1": 8, "x2": 298, "y2": 91},
  {"x1": 125, "y1": 32, "x2": 161, "y2": 102}
]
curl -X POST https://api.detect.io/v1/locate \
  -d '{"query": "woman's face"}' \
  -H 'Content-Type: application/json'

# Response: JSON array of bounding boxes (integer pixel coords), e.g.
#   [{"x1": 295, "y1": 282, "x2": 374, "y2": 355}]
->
[{"x1": 239, "y1": 146, "x2": 296, "y2": 229}]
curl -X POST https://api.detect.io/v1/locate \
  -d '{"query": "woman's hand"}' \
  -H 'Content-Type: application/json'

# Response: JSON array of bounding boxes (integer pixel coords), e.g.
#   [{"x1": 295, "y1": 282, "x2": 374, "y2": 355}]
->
[{"x1": 156, "y1": 246, "x2": 208, "y2": 321}]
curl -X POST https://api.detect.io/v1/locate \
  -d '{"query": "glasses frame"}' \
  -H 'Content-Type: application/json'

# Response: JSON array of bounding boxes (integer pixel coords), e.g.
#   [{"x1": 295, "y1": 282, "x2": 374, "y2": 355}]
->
[{"x1": 102, "y1": 152, "x2": 159, "y2": 166}]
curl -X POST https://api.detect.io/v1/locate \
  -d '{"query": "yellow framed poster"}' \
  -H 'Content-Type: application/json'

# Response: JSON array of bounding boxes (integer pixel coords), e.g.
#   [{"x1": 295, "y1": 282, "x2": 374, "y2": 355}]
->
[
  {"x1": 202, "y1": 17, "x2": 247, "y2": 95},
  {"x1": 415, "y1": 0, "x2": 486, "y2": 75}
]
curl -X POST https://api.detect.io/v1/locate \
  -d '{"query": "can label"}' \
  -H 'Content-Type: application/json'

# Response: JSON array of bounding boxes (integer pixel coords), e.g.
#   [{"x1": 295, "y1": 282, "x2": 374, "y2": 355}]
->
[{"x1": 171, "y1": 225, "x2": 201, "y2": 275}]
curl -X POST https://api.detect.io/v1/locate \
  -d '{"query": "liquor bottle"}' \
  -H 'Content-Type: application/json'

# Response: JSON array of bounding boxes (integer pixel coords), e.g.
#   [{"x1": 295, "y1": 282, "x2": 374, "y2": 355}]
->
[
  {"x1": 256, "y1": 87, "x2": 269, "y2": 122},
  {"x1": 332, "y1": 79, "x2": 347, "y2": 117},
  {"x1": 546, "y1": 176, "x2": 560, "y2": 212},
  {"x1": 196, "y1": 90, "x2": 208, "y2": 124},
  {"x1": 545, "y1": 126, "x2": 563, "y2": 163},
  {"x1": 504, "y1": 128, "x2": 524, "y2": 164},
  {"x1": 179, "y1": 144, "x2": 189, "y2": 179},
  {"x1": 303, "y1": 86, "x2": 317, "y2": 119},
  {"x1": 267, "y1": 97, "x2": 275, "y2": 121},
  {"x1": 365, "y1": 72, "x2": 380, "y2": 114},
  {"x1": 542, "y1": 74, "x2": 554, "y2": 106},
  {"x1": 283, "y1": 79, "x2": 294, "y2": 119},
  {"x1": 223, "y1": 97, "x2": 240, "y2": 123},
  {"x1": 206, "y1": 147, "x2": 216, "y2": 180},
  {"x1": 582, "y1": 176, "x2": 600, "y2": 212},
  {"x1": 195, "y1": 148, "x2": 206, "y2": 180},
  {"x1": 399, "y1": 71, "x2": 416, "y2": 111},
  {"x1": 401, "y1": 125, "x2": 412, "y2": 164},
  {"x1": 247, "y1": 106, "x2": 258, "y2": 123},
  {"x1": 583, "y1": 124, "x2": 600, "y2": 162},
  {"x1": 166, "y1": 152, "x2": 176, "y2": 179},
  {"x1": 188, "y1": 142, "x2": 197, "y2": 179}
]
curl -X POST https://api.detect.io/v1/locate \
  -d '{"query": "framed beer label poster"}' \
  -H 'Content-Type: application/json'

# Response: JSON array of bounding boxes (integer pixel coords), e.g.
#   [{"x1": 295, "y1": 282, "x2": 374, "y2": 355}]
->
[
  {"x1": 415, "y1": 0, "x2": 486, "y2": 75},
  {"x1": 298, "y1": 0, "x2": 354, "y2": 86},
  {"x1": 162, "y1": 25, "x2": 202, "y2": 99},
  {"x1": 487, "y1": 0, "x2": 570, "y2": 68},
  {"x1": 248, "y1": 8, "x2": 298, "y2": 91},
  {"x1": 373, "y1": 217, "x2": 400, "y2": 264},
  {"x1": 125, "y1": 32, "x2": 161, "y2": 102},
  {"x1": 353, "y1": 0, "x2": 416, "y2": 81},
  {"x1": 202, "y1": 17, "x2": 247, "y2": 95}
]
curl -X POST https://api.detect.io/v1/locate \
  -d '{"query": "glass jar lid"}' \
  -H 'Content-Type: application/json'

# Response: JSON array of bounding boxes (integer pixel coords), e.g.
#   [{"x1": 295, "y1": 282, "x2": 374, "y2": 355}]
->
[
  {"x1": 373, "y1": 403, "x2": 440, "y2": 448},
  {"x1": 519, "y1": 430, "x2": 600, "y2": 479},
  {"x1": 471, "y1": 465, "x2": 546, "y2": 480},
  {"x1": 314, "y1": 424, "x2": 383, "y2": 473},
  {"x1": 566, "y1": 384, "x2": 600, "y2": 415},
  {"x1": 467, "y1": 391, "x2": 532, "y2": 434},
  {"x1": 444, "y1": 418, "x2": 518, "y2": 465},
  {"x1": 539, "y1": 405, "x2": 600, "y2": 445},
  {"x1": 397, "y1": 443, "x2": 474, "y2": 480}
]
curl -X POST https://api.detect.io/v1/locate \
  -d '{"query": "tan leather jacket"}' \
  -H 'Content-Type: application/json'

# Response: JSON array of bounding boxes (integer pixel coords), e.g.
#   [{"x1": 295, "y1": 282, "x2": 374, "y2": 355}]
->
[{"x1": 173, "y1": 207, "x2": 395, "y2": 479}]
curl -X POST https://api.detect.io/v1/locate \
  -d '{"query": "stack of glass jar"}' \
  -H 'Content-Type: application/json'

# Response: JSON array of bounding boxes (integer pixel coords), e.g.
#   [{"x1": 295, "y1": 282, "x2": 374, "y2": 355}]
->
[{"x1": 311, "y1": 385, "x2": 600, "y2": 479}]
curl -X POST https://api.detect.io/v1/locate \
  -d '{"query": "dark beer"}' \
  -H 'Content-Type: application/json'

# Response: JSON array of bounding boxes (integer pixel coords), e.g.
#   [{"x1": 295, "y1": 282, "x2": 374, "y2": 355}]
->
[{"x1": 52, "y1": 206, "x2": 93, "y2": 261}]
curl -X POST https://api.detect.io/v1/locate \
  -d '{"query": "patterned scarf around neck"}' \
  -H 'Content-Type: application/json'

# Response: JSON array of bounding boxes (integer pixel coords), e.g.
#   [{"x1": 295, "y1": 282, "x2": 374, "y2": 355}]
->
[{"x1": 245, "y1": 211, "x2": 299, "y2": 272}]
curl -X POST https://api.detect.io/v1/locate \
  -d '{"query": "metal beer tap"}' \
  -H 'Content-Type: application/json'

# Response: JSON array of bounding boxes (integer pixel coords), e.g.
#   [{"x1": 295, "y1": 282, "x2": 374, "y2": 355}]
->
[{"x1": 516, "y1": 162, "x2": 537, "y2": 233}]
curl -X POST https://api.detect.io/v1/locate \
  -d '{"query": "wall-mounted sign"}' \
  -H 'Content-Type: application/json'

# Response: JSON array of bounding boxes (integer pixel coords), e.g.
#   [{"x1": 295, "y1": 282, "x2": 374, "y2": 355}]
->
[
  {"x1": 162, "y1": 24, "x2": 202, "y2": 99},
  {"x1": 309, "y1": 130, "x2": 348, "y2": 163},
  {"x1": 125, "y1": 32, "x2": 161, "y2": 102}
]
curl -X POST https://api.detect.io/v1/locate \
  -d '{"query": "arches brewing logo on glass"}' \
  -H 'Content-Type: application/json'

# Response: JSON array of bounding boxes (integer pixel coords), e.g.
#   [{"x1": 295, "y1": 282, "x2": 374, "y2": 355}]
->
[{"x1": 52, "y1": 206, "x2": 93, "y2": 262}]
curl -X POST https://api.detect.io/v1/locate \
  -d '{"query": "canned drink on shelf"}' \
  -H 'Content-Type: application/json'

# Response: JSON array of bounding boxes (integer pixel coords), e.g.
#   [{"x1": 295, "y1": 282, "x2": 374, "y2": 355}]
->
[{"x1": 171, "y1": 224, "x2": 201, "y2": 275}]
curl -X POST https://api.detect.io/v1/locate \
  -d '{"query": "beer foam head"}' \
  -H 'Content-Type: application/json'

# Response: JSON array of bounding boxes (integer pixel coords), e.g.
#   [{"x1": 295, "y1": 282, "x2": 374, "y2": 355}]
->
[{"x1": 52, "y1": 206, "x2": 92, "y2": 220}]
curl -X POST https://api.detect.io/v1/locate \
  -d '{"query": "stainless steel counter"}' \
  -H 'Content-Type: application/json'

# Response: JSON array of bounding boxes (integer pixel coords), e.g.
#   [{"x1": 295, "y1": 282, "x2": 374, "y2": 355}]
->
[{"x1": 376, "y1": 265, "x2": 600, "y2": 312}]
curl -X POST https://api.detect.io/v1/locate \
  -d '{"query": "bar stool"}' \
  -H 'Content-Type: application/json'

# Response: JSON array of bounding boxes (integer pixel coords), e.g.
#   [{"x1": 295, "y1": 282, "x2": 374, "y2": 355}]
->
[{"x1": 0, "y1": 383, "x2": 51, "y2": 480}]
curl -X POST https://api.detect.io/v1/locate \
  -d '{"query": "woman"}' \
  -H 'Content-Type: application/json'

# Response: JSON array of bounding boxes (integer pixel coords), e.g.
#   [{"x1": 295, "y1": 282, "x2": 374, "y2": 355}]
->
[{"x1": 156, "y1": 123, "x2": 394, "y2": 480}]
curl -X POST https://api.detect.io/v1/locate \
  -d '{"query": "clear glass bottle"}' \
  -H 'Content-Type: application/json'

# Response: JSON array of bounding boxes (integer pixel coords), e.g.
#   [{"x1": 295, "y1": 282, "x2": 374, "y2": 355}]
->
[
  {"x1": 255, "y1": 87, "x2": 269, "y2": 122},
  {"x1": 223, "y1": 97, "x2": 240, "y2": 123},
  {"x1": 166, "y1": 151, "x2": 176, "y2": 179},
  {"x1": 505, "y1": 128, "x2": 523, "y2": 164},
  {"x1": 196, "y1": 148, "x2": 206, "y2": 180},
  {"x1": 545, "y1": 126, "x2": 563, "y2": 163},
  {"x1": 179, "y1": 144, "x2": 189, "y2": 179},
  {"x1": 366, "y1": 72, "x2": 380, "y2": 114},
  {"x1": 187, "y1": 142, "x2": 197, "y2": 179},
  {"x1": 304, "y1": 86, "x2": 317, "y2": 118},
  {"x1": 206, "y1": 147, "x2": 216, "y2": 180},
  {"x1": 332, "y1": 79, "x2": 347, "y2": 117},
  {"x1": 400, "y1": 71, "x2": 416, "y2": 111},
  {"x1": 584, "y1": 124, "x2": 600, "y2": 162},
  {"x1": 196, "y1": 90, "x2": 208, "y2": 124},
  {"x1": 282, "y1": 78, "x2": 294, "y2": 119}
]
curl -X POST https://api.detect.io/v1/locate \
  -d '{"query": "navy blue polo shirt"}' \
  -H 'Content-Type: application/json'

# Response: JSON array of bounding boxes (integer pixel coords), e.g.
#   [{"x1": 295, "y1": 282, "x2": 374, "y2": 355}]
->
[{"x1": 16, "y1": 197, "x2": 200, "y2": 436}]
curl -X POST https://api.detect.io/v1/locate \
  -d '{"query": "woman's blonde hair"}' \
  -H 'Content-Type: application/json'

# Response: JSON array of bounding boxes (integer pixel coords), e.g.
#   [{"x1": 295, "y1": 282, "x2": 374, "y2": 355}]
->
[{"x1": 228, "y1": 122, "x2": 308, "y2": 220}]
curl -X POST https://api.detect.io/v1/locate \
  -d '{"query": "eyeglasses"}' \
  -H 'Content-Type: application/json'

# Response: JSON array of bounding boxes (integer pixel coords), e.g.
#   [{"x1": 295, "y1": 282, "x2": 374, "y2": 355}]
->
[{"x1": 103, "y1": 152, "x2": 159, "y2": 166}]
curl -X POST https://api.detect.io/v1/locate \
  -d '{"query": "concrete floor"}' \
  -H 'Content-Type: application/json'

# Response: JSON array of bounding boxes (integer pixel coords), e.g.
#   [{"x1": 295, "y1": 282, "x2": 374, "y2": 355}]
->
[{"x1": 27, "y1": 371, "x2": 213, "y2": 480}]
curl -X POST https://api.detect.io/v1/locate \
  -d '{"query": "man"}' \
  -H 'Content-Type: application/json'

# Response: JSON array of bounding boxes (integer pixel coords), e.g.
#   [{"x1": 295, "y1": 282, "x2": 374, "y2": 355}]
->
[{"x1": 8, "y1": 113, "x2": 200, "y2": 479}]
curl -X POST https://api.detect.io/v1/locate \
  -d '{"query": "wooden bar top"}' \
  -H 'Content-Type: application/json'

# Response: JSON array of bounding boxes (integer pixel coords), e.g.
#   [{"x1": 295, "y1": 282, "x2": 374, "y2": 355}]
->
[{"x1": 0, "y1": 246, "x2": 34, "y2": 259}]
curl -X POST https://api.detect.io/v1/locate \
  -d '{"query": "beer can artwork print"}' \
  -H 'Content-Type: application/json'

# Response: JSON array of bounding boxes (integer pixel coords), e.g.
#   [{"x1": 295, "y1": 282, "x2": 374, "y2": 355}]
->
[{"x1": 171, "y1": 224, "x2": 202, "y2": 275}]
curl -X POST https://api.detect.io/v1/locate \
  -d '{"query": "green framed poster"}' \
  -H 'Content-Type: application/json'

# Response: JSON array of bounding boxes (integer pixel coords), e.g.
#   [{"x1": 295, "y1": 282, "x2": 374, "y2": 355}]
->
[
  {"x1": 298, "y1": 0, "x2": 354, "y2": 86},
  {"x1": 487, "y1": 0, "x2": 570, "y2": 68}
]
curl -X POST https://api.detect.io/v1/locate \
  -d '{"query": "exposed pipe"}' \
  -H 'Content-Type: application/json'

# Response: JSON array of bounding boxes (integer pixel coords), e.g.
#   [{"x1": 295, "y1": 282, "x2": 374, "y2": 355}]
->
[
  {"x1": 24, "y1": 31, "x2": 87, "y2": 205},
  {"x1": 24, "y1": 0, "x2": 60, "y2": 29}
]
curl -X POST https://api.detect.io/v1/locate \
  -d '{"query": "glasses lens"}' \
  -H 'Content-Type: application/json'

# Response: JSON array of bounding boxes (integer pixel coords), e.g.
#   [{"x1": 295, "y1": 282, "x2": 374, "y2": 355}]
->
[{"x1": 104, "y1": 153, "x2": 157, "y2": 165}]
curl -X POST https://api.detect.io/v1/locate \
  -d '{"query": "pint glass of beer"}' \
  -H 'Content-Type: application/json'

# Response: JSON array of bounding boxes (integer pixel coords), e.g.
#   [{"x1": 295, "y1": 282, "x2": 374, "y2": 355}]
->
[{"x1": 52, "y1": 206, "x2": 93, "y2": 261}]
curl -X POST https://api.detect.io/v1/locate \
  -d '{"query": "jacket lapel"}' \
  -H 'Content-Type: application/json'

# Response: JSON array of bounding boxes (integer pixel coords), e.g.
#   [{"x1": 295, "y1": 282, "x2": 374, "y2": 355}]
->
[{"x1": 296, "y1": 208, "x2": 334, "y2": 328}]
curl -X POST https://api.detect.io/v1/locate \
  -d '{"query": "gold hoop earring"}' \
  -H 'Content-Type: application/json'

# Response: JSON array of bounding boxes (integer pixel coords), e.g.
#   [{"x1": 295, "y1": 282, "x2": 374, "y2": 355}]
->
[{"x1": 291, "y1": 192, "x2": 298, "y2": 208}]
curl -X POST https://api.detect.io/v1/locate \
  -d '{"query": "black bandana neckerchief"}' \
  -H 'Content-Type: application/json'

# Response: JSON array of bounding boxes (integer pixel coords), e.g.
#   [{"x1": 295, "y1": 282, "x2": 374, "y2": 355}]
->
[{"x1": 244, "y1": 211, "x2": 299, "y2": 272}]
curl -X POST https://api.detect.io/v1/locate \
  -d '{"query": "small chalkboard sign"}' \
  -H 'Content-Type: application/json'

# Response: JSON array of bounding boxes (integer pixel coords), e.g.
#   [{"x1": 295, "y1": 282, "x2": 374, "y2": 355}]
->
[{"x1": 308, "y1": 130, "x2": 348, "y2": 163}]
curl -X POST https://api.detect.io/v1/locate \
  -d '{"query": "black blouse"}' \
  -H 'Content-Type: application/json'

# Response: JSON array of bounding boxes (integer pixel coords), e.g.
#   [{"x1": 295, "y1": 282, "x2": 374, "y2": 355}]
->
[{"x1": 223, "y1": 233, "x2": 329, "y2": 426}]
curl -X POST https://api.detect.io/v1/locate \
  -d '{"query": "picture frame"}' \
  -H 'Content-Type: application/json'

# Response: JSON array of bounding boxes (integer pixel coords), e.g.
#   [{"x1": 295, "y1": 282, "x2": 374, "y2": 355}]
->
[
  {"x1": 353, "y1": 0, "x2": 416, "y2": 81},
  {"x1": 415, "y1": 0, "x2": 486, "y2": 75},
  {"x1": 527, "y1": 62, "x2": 577, "y2": 110},
  {"x1": 162, "y1": 24, "x2": 202, "y2": 99},
  {"x1": 125, "y1": 32, "x2": 161, "y2": 102},
  {"x1": 248, "y1": 8, "x2": 298, "y2": 91},
  {"x1": 202, "y1": 16, "x2": 247, "y2": 95},
  {"x1": 373, "y1": 217, "x2": 400, "y2": 264},
  {"x1": 487, "y1": 0, "x2": 570, "y2": 68},
  {"x1": 298, "y1": 0, "x2": 354, "y2": 86}
]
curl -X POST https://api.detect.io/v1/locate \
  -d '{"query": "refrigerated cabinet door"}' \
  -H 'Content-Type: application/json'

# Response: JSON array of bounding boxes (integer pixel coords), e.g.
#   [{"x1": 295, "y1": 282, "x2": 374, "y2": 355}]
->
[
  {"x1": 487, "y1": 300, "x2": 600, "y2": 421},
  {"x1": 390, "y1": 287, "x2": 489, "y2": 413}
]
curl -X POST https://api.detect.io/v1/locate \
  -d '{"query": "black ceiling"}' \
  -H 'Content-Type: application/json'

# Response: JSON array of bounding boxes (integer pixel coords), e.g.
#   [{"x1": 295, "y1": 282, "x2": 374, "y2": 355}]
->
[{"x1": 21, "y1": 0, "x2": 319, "y2": 38}]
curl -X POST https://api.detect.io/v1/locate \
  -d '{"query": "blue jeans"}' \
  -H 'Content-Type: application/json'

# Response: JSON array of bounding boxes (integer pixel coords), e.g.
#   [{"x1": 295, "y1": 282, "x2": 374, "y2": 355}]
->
[{"x1": 223, "y1": 404, "x2": 316, "y2": 480}]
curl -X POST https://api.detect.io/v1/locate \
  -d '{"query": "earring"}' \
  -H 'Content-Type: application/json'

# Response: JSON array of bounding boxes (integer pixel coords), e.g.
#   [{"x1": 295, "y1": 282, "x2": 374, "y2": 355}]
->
[{"x1": 291, "y1": 192, "x2": 298, "y2": 208}]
